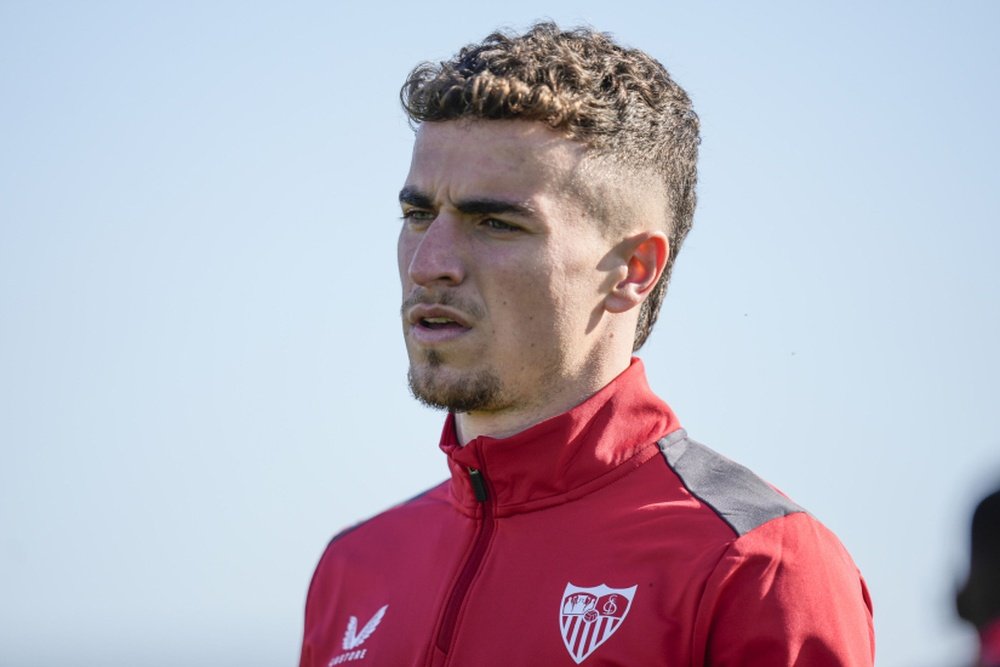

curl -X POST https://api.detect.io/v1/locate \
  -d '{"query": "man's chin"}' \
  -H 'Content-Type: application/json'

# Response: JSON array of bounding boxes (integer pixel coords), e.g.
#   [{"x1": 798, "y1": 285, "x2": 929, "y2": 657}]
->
[{"x1": 407, "y1": 363, "x2": 502, "y2": 413}]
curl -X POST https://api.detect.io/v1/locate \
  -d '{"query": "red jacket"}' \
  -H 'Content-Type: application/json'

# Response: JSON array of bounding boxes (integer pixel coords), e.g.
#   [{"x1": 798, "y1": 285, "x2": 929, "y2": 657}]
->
[{"x1": 300, "y1": 360, "x2": 874, "y2": 666}]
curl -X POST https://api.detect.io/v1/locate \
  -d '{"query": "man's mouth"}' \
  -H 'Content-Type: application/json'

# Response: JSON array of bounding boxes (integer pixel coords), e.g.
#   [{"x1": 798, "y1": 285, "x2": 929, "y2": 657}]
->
[
  {"x1": 419, "y1": 316, "x2": 465, "y2": 330},
  {"x1": 404, "y1": 299, "x2": 478, "y2": 344},
  {"x1": 407, "y1": 304, "x2": 471, "y2": 327}
]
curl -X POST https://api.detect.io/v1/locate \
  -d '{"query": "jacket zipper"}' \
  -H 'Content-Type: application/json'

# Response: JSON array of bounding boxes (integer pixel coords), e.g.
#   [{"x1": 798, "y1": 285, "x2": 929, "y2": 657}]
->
[{"x1": 435, "y1": 466, "x2": 495, "y2": 655}]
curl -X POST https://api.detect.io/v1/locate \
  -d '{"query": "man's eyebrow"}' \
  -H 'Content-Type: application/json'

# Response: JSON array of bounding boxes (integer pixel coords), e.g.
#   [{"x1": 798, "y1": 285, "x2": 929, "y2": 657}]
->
[
  {"x1": 454, "y1": 197, "x2": 536, "y2": 218},
  {"x1": 399, "y1": 186, "x2": 536, "y2": 218},
  {"x1": 399, "y1": 187, "x2": 433, "y2": 209}
]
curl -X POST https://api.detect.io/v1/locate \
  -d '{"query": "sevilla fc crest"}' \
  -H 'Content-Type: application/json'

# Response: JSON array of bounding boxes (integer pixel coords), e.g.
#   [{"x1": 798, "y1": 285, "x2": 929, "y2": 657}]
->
[{"x1": 559, "y1": 582, "x2": 637, "y2": 664}]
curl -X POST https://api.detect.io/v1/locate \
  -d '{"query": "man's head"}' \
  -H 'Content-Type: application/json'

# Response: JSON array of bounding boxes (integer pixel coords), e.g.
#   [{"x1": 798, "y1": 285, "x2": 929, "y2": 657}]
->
[
  {"x1": 397, "y1": 24, "x2": 699, "y2": 433},
  {"x1": 401, "y1": 22, "x2": 700, "y2": 350}
]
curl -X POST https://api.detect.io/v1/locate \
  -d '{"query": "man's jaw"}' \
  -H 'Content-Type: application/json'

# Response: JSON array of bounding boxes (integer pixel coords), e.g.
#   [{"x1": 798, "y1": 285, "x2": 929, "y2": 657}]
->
[{"x1": 407, "y1": 357, "x2": 503, "y2": 415}]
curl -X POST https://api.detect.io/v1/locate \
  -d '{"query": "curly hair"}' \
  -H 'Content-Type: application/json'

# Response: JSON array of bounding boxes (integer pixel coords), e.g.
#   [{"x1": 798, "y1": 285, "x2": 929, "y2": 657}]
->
[{"x1": 400, "y1": 22, "x2": 700, "y2": 350}]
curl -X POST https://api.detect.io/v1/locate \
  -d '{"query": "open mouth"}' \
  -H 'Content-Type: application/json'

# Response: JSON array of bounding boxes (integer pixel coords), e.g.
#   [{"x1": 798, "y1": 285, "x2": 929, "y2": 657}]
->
[
  {"x1": 419, "y1": 317, "x2": 466, "y2": 330},
  {"x1": 405, "y1": 302, "x2": 473, "y2": 342}
]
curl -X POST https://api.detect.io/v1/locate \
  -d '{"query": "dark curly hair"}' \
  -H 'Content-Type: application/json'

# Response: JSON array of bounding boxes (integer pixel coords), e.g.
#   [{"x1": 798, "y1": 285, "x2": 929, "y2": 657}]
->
[{"x1": 401, "y1": 22, "x2": 700, "y2": 350}]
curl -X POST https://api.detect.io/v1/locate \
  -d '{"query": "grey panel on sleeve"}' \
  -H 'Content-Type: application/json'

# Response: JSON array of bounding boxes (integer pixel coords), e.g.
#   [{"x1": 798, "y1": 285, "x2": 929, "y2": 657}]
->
[{"x1": 658, "y1": 430, "x2": 804, "y2": 537}]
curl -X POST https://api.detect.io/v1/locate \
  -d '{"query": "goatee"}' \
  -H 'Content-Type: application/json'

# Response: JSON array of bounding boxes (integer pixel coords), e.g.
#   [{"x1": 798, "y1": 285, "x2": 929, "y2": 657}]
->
[{"x1": 407, "y1": 351, "x2": 503, "y2": 413}]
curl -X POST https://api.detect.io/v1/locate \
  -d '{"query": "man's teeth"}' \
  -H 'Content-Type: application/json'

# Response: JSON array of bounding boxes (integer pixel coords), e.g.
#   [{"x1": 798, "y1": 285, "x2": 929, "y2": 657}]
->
[{"x1": 424, "y1": 317, "x2": 454, "y2": 325}]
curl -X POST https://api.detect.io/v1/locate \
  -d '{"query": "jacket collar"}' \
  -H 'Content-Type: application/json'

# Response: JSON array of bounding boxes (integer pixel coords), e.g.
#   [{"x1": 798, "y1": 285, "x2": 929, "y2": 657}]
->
[{"x1": 438, "y1": 358, "x2": 680, "y2": 516}]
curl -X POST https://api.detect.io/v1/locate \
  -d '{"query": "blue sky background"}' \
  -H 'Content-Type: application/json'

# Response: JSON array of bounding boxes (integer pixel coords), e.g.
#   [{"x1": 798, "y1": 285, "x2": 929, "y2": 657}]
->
[{"x1": 2, "y1": 2, "x2": 998, "y2": 665}]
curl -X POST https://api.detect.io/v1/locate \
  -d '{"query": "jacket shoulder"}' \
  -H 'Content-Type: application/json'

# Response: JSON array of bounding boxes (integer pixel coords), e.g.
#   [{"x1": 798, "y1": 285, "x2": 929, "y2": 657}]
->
[
  {"x1": 324, "y1": 479, "x2": 451, "y2": 548},
  {"x1": 657, "y1": 430, "x2": 804, "y2": 537},
  {"x1": 302, "y1": 480, "x2": 451, "y2": 620}
]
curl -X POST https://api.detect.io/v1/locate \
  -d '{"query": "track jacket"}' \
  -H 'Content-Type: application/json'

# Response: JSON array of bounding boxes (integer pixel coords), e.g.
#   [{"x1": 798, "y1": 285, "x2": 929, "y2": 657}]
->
[{"x1": 300, "y1": 359, "x2": 875, "y2": 666}]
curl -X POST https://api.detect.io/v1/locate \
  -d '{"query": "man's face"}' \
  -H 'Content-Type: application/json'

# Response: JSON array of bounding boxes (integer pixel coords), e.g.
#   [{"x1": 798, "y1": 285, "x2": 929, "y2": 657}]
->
[{"x1": 398, "y1": 119, "x2": 623, "y2": 418}]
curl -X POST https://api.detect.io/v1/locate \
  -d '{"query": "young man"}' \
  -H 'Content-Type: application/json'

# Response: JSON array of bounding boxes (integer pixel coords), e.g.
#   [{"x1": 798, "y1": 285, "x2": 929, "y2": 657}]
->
[{"x1": 300, "y1": 23, "x2": 874, "y2": 666}]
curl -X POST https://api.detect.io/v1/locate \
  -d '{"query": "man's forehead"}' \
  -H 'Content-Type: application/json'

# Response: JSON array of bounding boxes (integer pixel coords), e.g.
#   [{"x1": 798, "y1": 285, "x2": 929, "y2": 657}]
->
[
  {"x1": 414, "y1": 117, "x2": 572, "y2": 141},
  {"x1": 410, "y1": 119, "x2": 584, "y2": 166},
  {"x1": 403, "y1": 119, "x2": 586, "y2": 199}
]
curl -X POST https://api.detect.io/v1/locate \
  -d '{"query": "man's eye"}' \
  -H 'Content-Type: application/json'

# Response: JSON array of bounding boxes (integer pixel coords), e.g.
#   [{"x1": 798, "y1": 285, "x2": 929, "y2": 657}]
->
[
  {"x1": 402, "y1": 210, "x2": 435, "y2": 224},
  {"x1": 481, "y1": 218, "x2": 519, "y2": 232}
]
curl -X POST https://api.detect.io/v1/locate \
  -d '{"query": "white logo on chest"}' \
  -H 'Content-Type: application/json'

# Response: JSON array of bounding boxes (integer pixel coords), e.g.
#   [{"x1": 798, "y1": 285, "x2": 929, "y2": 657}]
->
[
  {"x1": 559, "y1": 583, "x2": 636, "y2": 664},
  {"x1": 327, "y1": 604, "x2": 388, "y2": 666}
]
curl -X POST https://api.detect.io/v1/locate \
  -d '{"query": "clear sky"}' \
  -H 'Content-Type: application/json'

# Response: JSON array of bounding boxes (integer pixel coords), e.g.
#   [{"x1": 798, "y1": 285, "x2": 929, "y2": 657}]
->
[{"x1": 2, "y1": 2, "x2": 998, "y2": 666}]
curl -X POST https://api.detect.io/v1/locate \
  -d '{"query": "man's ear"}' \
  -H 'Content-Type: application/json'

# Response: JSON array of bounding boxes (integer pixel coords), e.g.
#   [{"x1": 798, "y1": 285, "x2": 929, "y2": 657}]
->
[{"x1": 604, "y1": 232, "x2": 669, "y2": 314}]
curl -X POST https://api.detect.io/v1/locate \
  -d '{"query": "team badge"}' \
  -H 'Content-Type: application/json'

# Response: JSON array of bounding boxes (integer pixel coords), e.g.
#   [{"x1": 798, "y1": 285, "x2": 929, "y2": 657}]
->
[{"x1": 559, "y1": 583, "x2": 637, "y2": 664}]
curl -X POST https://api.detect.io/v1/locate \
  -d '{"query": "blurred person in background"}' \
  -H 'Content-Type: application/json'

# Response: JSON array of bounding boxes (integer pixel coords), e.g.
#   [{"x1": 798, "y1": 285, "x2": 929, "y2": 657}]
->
[{"x1": 957, "y1": 486, "x2": 1000, "y2": 667}]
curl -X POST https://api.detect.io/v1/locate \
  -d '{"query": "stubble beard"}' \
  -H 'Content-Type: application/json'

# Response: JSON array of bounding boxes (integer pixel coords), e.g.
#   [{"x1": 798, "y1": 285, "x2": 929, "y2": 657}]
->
[{"x1": 407, "y1": 350, "x2": 504, "y2": 413}]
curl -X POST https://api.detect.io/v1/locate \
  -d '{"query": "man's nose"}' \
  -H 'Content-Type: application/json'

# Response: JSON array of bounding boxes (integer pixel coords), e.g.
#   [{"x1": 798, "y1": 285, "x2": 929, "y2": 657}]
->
[{"x1": 406, "y1": 217, "x2": 465, "y2": 286}]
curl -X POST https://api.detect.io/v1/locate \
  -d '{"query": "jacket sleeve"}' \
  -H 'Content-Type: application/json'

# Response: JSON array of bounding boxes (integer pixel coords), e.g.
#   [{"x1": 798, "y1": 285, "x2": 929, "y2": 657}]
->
[
  {"x1": 299, "y1": 537, "x2": 341, "y2": 667},
  {"x1": 693, "y1": 511, "x2": 875, "y2": 666},
  {"x1": 298, "y1": 554, "x2": 322, "y2": 667}
]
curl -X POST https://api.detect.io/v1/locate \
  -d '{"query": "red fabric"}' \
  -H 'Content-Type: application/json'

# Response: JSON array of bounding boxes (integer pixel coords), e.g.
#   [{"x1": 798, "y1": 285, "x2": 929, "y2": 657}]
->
[
  {"x1": 300, "y1": 359, "x2": 874, "y2": 666},
  {"x1": 981, "y1": 618, "x2": 1000, "y2": 666}
]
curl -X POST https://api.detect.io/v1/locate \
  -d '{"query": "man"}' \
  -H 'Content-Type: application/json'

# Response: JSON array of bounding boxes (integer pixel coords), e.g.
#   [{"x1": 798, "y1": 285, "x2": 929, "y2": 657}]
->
[
  {"x1": 957, "y1": 487, "x2": 1000, "y2": 667},
  {"x1": 300, "y1": 23, "x2": 874, "y2": 666}
]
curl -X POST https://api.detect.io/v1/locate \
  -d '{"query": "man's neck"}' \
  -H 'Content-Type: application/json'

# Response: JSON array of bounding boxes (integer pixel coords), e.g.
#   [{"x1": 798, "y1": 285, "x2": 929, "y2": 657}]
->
[{"x1": 452, "y1": 358, "x2": 632, "y2": 445}]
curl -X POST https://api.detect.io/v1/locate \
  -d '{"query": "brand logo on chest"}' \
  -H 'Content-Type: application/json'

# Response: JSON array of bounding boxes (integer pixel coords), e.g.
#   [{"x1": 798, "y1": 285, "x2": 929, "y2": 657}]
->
[
  {"x1": 327, "y1": 604, "x2": 388, "y2": 666},
  {"x1": 559, "y1": 583, "x2": 636, "y2": 664}
]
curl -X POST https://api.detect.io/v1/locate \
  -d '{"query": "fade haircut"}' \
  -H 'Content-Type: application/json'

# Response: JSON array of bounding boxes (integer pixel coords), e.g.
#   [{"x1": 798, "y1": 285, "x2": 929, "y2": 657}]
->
[{"x1": 400, "y1": 22, "x2": 700, "y2": 350}]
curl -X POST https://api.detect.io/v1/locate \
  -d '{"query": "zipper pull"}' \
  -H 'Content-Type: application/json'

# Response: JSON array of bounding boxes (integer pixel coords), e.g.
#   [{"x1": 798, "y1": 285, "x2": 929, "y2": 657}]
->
[{"x1": 468, "y1": 467, "x2": 488, "y2": 503}]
